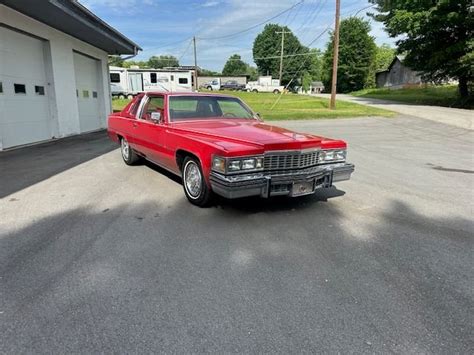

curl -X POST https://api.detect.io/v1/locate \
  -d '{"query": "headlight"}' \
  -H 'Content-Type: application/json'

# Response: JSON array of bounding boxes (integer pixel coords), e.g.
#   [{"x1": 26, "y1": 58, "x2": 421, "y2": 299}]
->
[
  {"x1": 228, "y1": 160, "x2": 241, "y2": 171},
  {"x1": 212, "y1": 156, "x2": 264, "y2": 173},
  {"x1": 320, "y1": 149, "x2": 346, "y2": 162},
  {"x1": 212, "y1": 156, "x2": 226, "y2": 173}
]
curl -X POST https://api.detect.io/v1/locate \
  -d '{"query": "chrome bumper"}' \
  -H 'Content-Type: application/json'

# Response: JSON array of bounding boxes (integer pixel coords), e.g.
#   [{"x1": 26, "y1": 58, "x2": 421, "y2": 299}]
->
[{"x1": 210, "y1": 163, "x2": 354, "y2": 199}]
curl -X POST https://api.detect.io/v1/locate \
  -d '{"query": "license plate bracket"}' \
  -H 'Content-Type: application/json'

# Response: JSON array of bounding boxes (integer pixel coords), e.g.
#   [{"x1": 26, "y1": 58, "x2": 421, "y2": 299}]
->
[{"x1": 291, "y1": 180, "x2": 315, "y2": 197}]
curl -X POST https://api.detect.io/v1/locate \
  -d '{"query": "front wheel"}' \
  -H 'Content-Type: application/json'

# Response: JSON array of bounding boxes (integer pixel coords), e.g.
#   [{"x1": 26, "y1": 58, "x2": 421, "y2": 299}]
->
[
  {"x1": 273, "y1": 89, "x2": 280, "y2": 94},
  {"x1": 182, "y1": 157, "x2": 213, "y2": 207}
]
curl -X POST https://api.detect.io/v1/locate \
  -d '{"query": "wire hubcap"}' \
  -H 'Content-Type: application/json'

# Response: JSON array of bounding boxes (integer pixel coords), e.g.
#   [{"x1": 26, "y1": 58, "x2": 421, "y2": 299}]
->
[
  {"x1": 185, "y1": 161, "x2": 202, "y2": 198},
  {"x1": 121, "y1": 139, "x2": 129, "y2": 160}
]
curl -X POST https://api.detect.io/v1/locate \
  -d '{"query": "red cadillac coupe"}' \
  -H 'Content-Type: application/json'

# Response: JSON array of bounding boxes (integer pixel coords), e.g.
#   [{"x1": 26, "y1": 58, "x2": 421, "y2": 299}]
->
[{"x1": 108, "y1": 92, "x2": 354, "y2": 206}]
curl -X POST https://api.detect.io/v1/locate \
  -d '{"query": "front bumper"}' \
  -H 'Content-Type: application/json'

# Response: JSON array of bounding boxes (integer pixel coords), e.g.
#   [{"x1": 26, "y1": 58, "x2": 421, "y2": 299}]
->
[{"x1": 210, "y1": 163, "x2": 354, "y2": 199}]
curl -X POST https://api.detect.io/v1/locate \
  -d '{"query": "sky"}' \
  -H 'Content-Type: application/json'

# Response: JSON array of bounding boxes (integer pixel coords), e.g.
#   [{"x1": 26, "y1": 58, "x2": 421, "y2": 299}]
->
[{"x1": 80, "y1": 0, "x2": 396, "y2": 71}]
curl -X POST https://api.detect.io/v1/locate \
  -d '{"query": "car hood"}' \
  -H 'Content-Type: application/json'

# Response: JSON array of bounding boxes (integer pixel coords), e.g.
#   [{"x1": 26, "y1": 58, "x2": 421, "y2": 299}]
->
[{"x1": 170, "y1": 119, "x2": 345, "y2": 153}]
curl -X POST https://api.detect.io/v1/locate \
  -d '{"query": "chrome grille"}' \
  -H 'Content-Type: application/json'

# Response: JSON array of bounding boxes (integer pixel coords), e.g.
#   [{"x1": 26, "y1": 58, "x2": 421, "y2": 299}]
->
[{"x1": 264, "y1": 150, "x2": 320, "y2": 171}]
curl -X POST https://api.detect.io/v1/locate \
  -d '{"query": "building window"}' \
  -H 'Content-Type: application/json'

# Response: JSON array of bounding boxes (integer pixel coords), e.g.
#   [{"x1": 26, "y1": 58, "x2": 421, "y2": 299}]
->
[
  {"x1": 14, "y1": 84, "x2": 26, "y2": 94},
  {"x1": 178, "y1": 78, "x2": 188, "y2": 84},
  {"x1": 76, "y1": 89, "x2": 79, "y2": 97},
  {"x1": 93, "y1": 91, "x2": 98, "y2": 98},
  {"x1": 110, "y1": 73, "x2": 120, "y2": 83},
  {"x1": 170, "y1": 75, "x2": 174, "y2": 81},
  {"x1": 35, "y1": 86, "x2": 45, "y2": 95},
  {"x1": 150, "y1": 73, "x2": 157, "y2": 83},
  {"x1": 0, "y1": 82, "x2": 3, "y2": 93},
  {"x1": 83, "y1": 90, "x2": 89, "y2": 98}
]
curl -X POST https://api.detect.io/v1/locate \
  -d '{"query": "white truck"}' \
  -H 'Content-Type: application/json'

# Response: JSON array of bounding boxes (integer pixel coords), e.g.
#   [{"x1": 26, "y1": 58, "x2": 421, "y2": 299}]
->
[
  {"x1": 109, "y1": 66, "x2": 193, "y2": 98},
  {"x1": 200, "y1": 78, "x2": 221, "y2": 91},
  {"x1": 246, "y1": 76, "x2": 285, "y2": 94}
]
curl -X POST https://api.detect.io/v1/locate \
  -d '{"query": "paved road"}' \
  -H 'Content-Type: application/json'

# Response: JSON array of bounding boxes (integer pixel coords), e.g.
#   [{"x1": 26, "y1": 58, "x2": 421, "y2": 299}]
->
[
  {"x1": 1, "y1": 116, "x2": 473, "y2": 353},
  {"x1": 315, "y1": 93, "x2": 474, "y2": 130}
]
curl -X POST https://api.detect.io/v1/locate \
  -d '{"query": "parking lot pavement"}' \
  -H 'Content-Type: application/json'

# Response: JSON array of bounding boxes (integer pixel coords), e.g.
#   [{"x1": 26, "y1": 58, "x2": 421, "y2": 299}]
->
[{"x1": 1, "y1": 116, "x2": 473, "y2": 353}]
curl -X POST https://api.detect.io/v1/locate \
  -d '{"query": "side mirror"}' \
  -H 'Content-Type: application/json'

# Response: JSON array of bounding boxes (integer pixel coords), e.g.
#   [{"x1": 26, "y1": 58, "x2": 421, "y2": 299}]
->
[
  {"x1": 150, "y1": 111, "x2": 163, "y2": 124},
  {"x1": 254, "y1": 112, "x2": 262, "y2": 121}
]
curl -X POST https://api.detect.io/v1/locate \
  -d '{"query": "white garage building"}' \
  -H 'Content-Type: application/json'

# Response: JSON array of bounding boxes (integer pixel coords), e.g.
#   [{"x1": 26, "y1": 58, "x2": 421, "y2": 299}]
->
[{"x1": 0, "y1": 1, "x2": 141, "y2": 150}]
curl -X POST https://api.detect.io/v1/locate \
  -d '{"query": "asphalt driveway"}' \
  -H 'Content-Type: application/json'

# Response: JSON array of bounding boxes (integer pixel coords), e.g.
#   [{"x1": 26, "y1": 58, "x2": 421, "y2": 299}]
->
[{"x1": 0, "y1": 115, "x2": 473, "y2": 353}]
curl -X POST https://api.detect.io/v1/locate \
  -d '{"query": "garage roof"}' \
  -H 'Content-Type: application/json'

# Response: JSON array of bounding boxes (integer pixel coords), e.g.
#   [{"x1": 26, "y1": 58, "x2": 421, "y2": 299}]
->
[{"x1": 3, "y1": 0, "x2": 141, "y2": 55}]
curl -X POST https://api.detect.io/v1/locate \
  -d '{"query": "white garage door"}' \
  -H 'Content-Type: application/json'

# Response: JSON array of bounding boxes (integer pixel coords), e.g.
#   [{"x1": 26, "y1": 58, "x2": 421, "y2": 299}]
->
[
  {"x1": 0, "y1": 27, "x2": 52, "y2": 149},
  {"x1": 73, "y1": 52, "x2": 102, "y2": 133}
]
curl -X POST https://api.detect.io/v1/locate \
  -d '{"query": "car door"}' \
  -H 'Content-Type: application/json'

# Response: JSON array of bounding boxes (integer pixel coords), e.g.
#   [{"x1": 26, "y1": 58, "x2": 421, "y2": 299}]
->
[{"x1": 133, "y1": 95, "x2": 168, "y2": 165}]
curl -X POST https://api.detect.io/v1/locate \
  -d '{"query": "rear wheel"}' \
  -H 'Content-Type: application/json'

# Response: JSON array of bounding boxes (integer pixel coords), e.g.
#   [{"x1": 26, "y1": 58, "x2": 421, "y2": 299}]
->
[
  {"x1": 182, "y1": 157, "x2": 213, "y2": 207},
  {"x1": 252, "y1": 89, "x2": 258, "y2": 93},
  {"x1": 207, "y1": 86, "x2": 212, "y2": 90},
  {"x1": 127, "y1": 94, "x2": 133, "y2": 100},
  {"x1": 120, "y1": 137, "x2": 140, "y2": 165}
]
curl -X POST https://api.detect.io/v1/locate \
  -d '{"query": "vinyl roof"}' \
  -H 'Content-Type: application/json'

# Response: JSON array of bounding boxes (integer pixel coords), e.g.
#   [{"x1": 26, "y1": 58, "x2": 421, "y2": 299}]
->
[{"x1": 3, "y1": 0, "x2": 141, "y2": 55}]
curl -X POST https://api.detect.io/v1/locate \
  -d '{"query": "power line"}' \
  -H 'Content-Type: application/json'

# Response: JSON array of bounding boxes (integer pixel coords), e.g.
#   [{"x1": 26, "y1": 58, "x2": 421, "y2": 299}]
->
[
  {"x1": 270, "y1": 26, "x2": 330, "y2": 109},
  {"x1": 344, "y1": 4, "x2": 375, "y2": 17},
  {"x1": 294, "y1": 0, "x2": 326, "y2": 36},
  {"x1": 286, "y1": 0, "x2": 305, "y2": 27},
  {"x1": 276, "y1": 29, "x2": 292, "y2": 82},
  {"x1": 283, "y1": 1, "x2": 297, "y2": 25},
  {"x1": 224, "y1": 51, "x2": 321, "y2": 61},
  {"x1": 178, "y1": 39, "x2": 193, "y2": 62},
  {"x1": 136, "y1": 2, "x2": 378, "y2": 71},
  {"x1": 197, "y1": 0, "x2": 304, "y2": 40}
]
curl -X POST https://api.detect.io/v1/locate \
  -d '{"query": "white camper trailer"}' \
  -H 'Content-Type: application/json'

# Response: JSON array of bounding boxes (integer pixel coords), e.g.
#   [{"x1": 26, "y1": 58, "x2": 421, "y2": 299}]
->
[{"x1": 109, "y1": 66, "x2": 193, "y2": 98}]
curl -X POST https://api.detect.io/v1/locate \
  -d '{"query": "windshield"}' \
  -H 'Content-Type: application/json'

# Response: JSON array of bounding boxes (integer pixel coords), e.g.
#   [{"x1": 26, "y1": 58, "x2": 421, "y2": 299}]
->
[{"x1": 168, "y1": 95, "x2": 254, "y2": 121}]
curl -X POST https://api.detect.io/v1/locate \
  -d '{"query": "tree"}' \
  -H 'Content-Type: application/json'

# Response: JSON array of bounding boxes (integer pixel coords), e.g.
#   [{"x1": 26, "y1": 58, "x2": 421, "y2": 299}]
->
[
  {"x1": 253, "y1": 24, "x2": 308, "y2": 85},
  {"x1": 222, "y1": 54, "x2": 248, "y2": 75},
  {"x1": 200, "y1": 68, "x2": 221, "y2": 76},
  {"x1": 245, "y1": 66, "x2": 259, "y2": 81},
  {"x1": 369, "y1": 0, "x2": 473, "y2": 97},
  {"x1": 307, "y1": 48, "x2": 323, "y2": 81},
  {"x1": 147, "y1": 55, "x2": 179, "y2": 69},
  {"x1": 375, "y1": 44, "x2": 395, "y2": 71},
  {"x1": 302, "y1": 72, "x2": 312, "y2": 93},
  {"x1": 322, "y1": 17, "x2": 377, "y2": 93},
  {"x1": 108, "y1": 55, "x2": 124, "y2": 67},
  {"x1": 122, "y1": 60, "x2": 149, "y2": 68}
]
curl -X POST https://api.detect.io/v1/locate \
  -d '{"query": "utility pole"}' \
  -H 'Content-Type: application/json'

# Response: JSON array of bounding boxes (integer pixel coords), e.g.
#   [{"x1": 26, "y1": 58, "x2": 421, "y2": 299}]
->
[
  {"x1": 276, "y1": 29, "x2": 291, "y2": 84},
  {"x1": 330, "y1": 0, "x2": 340, "y2": 109},
  {"x1": 193, "y1": 36, "x2": 198, "y2": 91}
]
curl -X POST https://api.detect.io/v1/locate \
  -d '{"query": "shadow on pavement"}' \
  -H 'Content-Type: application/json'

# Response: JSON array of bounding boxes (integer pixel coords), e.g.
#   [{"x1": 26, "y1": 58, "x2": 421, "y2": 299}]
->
[
  {"x1": 0, "y1": 131, "x2": 117, "y2": 199},
  {"x1": 214, "y1": 186, "x2": 345, "y2": 213},
  {"x1": 0, "y1": 198, "x2": 472, "y2": 353}
]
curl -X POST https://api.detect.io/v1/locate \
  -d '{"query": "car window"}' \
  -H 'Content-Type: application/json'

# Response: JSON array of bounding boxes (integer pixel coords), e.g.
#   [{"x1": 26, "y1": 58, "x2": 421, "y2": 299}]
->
[
  {"x1": 168, "y1": 96, "x2": 253, "y2": 121},
  {"x1": 141, "y1": 96, "x2": 164, "y2": 121},
  {"x1": 128, "y1": 99, "x2": 140, "y2": 117}
]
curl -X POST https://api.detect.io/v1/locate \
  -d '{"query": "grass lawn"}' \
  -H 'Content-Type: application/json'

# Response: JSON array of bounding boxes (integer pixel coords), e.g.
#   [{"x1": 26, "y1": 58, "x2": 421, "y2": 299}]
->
[
  {"x1": 112, "y1": 91, "x2": 393, "y2": 120},
  {"x1": 352, "y1": 85, "x2": 473, "y2": 109}
]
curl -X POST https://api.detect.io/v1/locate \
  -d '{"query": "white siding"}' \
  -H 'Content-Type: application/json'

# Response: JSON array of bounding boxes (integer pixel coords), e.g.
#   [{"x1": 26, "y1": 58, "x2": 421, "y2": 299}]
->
[{"x1": 0, "y1": 5, "x2": 112, "y2": 150}]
